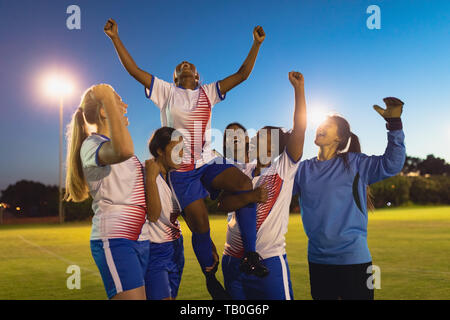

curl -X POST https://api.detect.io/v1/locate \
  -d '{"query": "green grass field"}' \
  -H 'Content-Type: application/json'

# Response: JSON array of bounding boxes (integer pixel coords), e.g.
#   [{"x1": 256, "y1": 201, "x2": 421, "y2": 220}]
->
[{"x1": 1, "y1": 206, "x2": 449, "y2": 300}]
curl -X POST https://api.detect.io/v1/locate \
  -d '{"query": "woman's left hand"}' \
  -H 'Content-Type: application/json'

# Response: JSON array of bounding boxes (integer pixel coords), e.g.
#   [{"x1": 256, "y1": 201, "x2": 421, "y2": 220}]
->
[{"x1": 373, "y1": 97, "x2": 404, "y2": 118}]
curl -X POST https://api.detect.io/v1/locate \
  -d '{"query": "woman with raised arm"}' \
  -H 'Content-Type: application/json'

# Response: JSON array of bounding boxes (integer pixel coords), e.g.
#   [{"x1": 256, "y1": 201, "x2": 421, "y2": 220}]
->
[
  {"x1": 292, "y1": 98, "x2": 406, "y2": 300},
  {"x1": 104, "y1": 19, "x2": 269, "y2": 296},
  {"x1": 219, "y1": 71, "x2": 307, "y2": 300},
  {"x1": 65, "y1": 84, "x2": 150, "y2": 300}
]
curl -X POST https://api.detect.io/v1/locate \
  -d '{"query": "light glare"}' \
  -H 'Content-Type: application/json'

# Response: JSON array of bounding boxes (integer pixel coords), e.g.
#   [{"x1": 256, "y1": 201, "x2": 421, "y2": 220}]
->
[
  {"x1": 44, "y1": 74, "x2": 73, "y2": 97},
  {"x1": 308, "y1": 108, "x2": 330, "y2": 127}
]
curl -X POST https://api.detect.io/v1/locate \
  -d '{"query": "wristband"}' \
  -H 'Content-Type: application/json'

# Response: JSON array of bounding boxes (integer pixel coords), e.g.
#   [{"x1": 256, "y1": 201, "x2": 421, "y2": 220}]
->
[{"x1": 385, "y1": 117, "x2": 402, "y2": 131}]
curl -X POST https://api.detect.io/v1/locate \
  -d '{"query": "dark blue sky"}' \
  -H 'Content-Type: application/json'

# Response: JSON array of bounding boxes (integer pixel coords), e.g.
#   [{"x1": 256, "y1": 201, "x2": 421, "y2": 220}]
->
[{"x1": 0, "y1": 0, "x2": 449, "y2": 190}]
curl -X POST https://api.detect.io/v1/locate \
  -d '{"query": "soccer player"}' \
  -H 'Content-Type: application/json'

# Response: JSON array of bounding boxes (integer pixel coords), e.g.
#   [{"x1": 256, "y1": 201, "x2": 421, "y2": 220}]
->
[
  {"x1": 219, "y1": 71, "x2": 307, "y2": 299},
  {"x1": 142, "y1": 127, "x2": 185, "y2": 300},
  {"x1": 223, "y1": 122, "x2": 250, "y2": 166},
  {"x1": 104, "y1": 19, "x2": 268, "y2": 284},
  {"x1": 65, "y1": 84, "x2": 150, "y2": 300},
  {"x1": 144, "y1": 127, "x2": 227, "y2": 299},
  {"x1": 292, "y1": 98, "x2": 406, "y2": 300}
]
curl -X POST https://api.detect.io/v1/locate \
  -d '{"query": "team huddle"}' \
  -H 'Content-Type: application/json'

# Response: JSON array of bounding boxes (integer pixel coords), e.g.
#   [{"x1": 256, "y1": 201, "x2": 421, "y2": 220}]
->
[{"x1": 64, "y1": 19, "x2": 406, "y2": 300}]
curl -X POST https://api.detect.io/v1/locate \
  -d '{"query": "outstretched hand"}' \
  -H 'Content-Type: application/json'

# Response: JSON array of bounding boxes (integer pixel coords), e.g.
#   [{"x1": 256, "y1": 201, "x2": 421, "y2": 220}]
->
[
  {"x1": 373, "y1": 97, "x2": 404, "y2": 118},
  {"x1": 288, "y1": 71, "x2": 304, "y2": 89},
  {"x1": 104, "y1": 18, "x2": 118, "y2": 39},
  {"x1": 253, "y1": 26, "x2": 265, "y2": 44}
]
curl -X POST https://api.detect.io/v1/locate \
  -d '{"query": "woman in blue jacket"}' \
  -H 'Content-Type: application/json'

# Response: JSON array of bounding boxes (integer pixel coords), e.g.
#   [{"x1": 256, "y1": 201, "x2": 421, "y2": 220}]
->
[{"x1": 293, "y1": 97, "x2": 406, "y2": 300}]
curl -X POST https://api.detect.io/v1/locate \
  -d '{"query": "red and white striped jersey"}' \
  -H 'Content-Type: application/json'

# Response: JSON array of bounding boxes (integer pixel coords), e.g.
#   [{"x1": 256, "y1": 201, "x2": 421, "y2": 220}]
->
[
  {"x1": 80, "y1": 133, "x2": 148, "y2": 241},
  {"x1": 223, "y1": 151, "x2": 300, "y2": 259},
  {"x1": 144, "y1": 174, "x2": 182, "y2": 243},
  {"x1": 145, "y1": 77, "x2": 225, "y2": 171}
]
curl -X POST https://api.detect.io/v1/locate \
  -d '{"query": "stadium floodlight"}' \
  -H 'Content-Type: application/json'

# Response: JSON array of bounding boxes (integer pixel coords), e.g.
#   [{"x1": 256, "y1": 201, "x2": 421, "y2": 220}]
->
[
  {"x1": 42, "y1": 73, "x2": 75, "y2": 224},
  {"x1": 44, "y1": 74, "x2": 74, "y2": 98}
]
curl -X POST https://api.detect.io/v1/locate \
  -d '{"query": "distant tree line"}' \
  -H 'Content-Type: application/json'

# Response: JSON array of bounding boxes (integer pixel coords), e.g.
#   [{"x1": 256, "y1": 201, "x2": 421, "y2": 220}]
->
[
  {"x1": 369, "y1": 154, "x2": 449, "y2": 208},
  {"x1": 402, "y1": 154, "x2": 450, "y2": 176},
  {"x1": 0, "y1": 180, "x2": 93, "y2": 221},
  {"x1": 1, "y1": 154, "x2": 449, "y2": 220}
]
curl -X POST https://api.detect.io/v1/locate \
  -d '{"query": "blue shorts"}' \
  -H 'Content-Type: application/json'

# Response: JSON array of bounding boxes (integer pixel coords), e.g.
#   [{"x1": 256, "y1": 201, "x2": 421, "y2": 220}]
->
[
  {"x1": 169, "y1": 158, "x2": 234, "y2": 211},
  {"x1": 222, "y1": 254, "x2": 294, "y2": 300},
  {"x1": 90, "y1": 238, "x2": 150, "y2": 299},
  {"x1": 144, "y1": 236, "x2": 185, "y2": 300}
]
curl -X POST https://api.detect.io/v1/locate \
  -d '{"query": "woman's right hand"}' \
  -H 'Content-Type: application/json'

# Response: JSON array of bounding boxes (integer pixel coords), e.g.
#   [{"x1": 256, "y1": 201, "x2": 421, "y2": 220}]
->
[
  {"x1": 104, "y1": 18, "x2": 119, "y2": 39},
  {"x1": 91, "y1": 84, "x2": 114, "y2": 102},
  {"x1": 145, "y1": 159, "x2": 161, "y2": 179},
  {"x1": 91, "y1": 83, "x2": 115, "y2": 102},
  {"x1": 252, "y1": 183, "x2": 269, "y2": 203}
]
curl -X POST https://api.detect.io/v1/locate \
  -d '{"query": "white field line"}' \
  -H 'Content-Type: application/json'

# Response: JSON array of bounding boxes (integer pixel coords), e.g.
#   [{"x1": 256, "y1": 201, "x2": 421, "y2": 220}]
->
[
  {"x1": 381, "y1": 268, "x2": 450, "y2": 276},
  {"x1": 17, "y1": 235, "x2": 100, "y2": 277}
]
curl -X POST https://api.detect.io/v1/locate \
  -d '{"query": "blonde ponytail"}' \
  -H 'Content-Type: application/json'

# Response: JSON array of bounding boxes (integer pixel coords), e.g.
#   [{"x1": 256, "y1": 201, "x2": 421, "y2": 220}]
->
[{"x1": 65, "y1": 86, "x2": 102, "y2": 202}]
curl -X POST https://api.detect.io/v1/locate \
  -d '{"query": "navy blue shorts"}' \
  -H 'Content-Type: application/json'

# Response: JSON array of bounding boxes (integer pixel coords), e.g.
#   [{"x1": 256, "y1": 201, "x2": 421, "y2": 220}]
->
[
  {"x1": 222, "y1": 254, "x2": 294, "y2": 300},
  {"x1": 90, "y1": 238, "x2": 149, "y2": 299},
  {"x1": 169, "y1": 157, "x2": 234, "y2": 211},
  {"x1": 144, "y1": 236, "x2": 185, "y2": 300}
]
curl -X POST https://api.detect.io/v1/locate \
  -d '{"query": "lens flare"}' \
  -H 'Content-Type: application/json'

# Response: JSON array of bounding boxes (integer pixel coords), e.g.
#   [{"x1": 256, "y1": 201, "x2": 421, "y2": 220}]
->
[{"x1": 308, "y1": 108, "x2": 330, "y2": 127}]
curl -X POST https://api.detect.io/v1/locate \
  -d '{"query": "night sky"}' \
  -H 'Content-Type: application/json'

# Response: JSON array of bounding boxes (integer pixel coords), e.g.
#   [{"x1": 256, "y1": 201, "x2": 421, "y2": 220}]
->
[{"x1": 0, "y1": 0, "x2": 449, "y2": 190}]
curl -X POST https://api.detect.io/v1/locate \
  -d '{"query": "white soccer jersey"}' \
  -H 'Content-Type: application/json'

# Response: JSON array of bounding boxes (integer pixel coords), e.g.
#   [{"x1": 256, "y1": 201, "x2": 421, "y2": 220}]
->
[
  {"x1": 223, "y1": 151, "x2": 300, "y2": 260},
  {"x1": 80, "y1": 133, "x2": 148, "y2": 241},
  {"x1": 143, "y1": 174, "x2": 182, "y2": 243},
  {"x1": 145, "y1": 76, "x2": 225, "y2": 171}
]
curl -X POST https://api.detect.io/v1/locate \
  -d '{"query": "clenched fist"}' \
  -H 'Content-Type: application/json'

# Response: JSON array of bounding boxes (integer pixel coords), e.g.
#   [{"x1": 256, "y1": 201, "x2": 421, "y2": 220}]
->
[
  {"x1": 104, "y1": 18, "x2": 118, "y2": 39},
  {"x1": 288, "y1": 71, "x2": 304, "y2": 89},
  {"x1": 253, "y1": 26, "x2": 266, "y2": 44}
]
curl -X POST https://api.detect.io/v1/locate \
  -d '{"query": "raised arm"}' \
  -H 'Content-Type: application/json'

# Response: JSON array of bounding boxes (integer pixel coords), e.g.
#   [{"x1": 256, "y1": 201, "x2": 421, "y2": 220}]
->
[
  {"x1": 218, "y1": 26, "x2": 265, "y2": 94},
  {"x1": 145, "y1": 159, "x2": 163, "y2": 222},
  {"x1": 104, "y1": 19, "x2": 152, "y2": 88},
  {"x1": 285, "y1": 71, "x2": 307, "y2": 162},
  {"x1": 217, "y1": 184, "x2": 268, "y2": 212},
  {"x1": 92, "y1": 85, "x2": 134, "y2": 165},
  {"x1": 358, "y1": 97, "x2": 406, "y2": 185}
]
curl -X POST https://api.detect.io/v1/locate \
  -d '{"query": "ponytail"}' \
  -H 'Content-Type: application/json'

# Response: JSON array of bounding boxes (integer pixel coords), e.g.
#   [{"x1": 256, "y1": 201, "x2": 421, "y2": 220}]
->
[
  {"x1": 347, "y1": 132, "x2": 361, "y2": 153},
  {"x1": 65, "y1": 108, "x2": 89, "y2": 202},
  {"x1": 65, "y1": 86, "x2": 102, "y2": 202}
]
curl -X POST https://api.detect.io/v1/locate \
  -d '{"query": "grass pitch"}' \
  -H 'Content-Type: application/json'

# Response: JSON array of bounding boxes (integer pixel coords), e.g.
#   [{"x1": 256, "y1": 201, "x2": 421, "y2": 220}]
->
[{"x1": 0, "y1": 206, "x2": 449, "y2": 300}]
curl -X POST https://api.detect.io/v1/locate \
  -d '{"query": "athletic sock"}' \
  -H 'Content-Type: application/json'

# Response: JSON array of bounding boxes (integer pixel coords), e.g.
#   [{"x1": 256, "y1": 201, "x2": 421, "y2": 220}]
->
[
  {"x1": 234, "y1": 190, "x2": 257, "y2": 253},
  {"x1": 191, "y1": 230, "x2": 214, "y2": 271}
]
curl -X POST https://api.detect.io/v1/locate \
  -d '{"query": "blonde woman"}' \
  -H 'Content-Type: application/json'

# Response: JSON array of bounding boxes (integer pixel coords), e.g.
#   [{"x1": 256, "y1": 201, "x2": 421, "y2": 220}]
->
[{"x1": 65, "y1": 84, "x2": 150, "y2": 300}]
